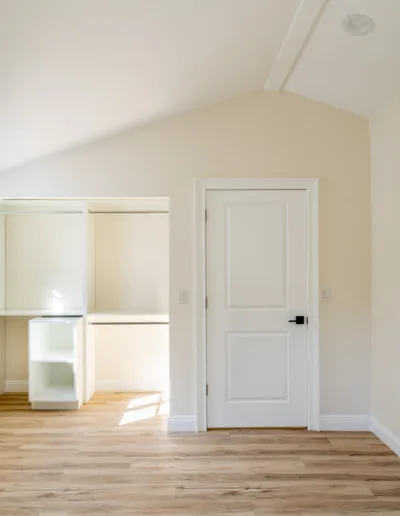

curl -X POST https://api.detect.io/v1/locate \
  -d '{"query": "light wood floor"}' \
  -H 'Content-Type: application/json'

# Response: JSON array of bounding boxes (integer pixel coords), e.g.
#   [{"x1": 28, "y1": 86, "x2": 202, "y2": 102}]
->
[{"x1": 0, "y1": 393, "x2": 400, "y2": 515}]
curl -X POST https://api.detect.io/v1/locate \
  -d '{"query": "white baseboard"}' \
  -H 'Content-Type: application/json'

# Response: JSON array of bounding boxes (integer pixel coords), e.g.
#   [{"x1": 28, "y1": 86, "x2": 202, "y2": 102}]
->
[
  {"x1": 5, "y1": 380, "x2": 28, "y2": 393},
  {"x1": 168, "y1": 416, "x2": 197, "y2": 433},
  {"x1": 370, "y1": 416, "x2": 400, "y2": 457},
  {"x1": 319, "y1": 414, "x2": 370, "y2": 431},
  {"x1": 95, "y1": 381, "x2": 167, "y2": 392}
]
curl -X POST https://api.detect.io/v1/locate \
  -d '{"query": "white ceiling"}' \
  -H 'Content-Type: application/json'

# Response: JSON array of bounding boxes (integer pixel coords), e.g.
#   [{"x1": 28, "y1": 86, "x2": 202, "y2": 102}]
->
[
  {"x1": 1, "y1": 0, "x2": 400, "y2": 172},
  {"x1": 0, "y1": 0, "x2": 300, "y2": 171},
  {"x1": 285, "y1": 0, "x2": 400, "y2": 117}
]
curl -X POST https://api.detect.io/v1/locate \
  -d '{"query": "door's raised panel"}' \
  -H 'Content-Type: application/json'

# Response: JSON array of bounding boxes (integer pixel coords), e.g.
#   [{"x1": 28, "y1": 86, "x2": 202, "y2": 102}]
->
[
  {"x1": 226, "y1": 203, "x2": 287, "y2": 309},
  {"x1": 227, "y1": 332, "x2": 288, "y2": 401}
]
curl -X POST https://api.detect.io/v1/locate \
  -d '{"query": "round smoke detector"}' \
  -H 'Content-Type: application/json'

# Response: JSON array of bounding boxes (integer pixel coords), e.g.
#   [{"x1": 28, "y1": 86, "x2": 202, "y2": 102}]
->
[{"x1": 342, "y1": 14, "x2": 375, "y2": 36}]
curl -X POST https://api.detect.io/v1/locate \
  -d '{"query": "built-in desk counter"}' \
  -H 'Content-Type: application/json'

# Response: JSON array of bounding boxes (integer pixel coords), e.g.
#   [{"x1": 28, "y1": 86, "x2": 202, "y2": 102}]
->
[
  {"x1": 87, "y1": 313, "x2": 169, "y2": 324},
  {"x1": 86, "y1": 313, "x2": 169, "y2": 394}
]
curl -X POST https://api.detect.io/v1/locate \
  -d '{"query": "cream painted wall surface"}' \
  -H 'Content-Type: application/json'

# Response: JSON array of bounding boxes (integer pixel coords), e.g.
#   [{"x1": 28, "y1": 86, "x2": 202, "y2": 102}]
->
[
  {"x1": 5, "y1": 319, "x2": 29, "y2": 382},
  {"x1": 370, "y1": 94, "x2": 400, "y2": 438},
  {"x1": 0, "y1": 92, "x2": 371, "y2": 418},
  {"x1": 94, "y1": 213, "x2": 169, "y2": 313}
]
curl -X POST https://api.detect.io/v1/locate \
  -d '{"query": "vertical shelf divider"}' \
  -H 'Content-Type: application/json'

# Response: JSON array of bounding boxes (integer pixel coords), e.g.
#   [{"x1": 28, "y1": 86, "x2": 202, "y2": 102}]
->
[{"x1": 0, "y1": 210, "x2": 5, "y2": 394}]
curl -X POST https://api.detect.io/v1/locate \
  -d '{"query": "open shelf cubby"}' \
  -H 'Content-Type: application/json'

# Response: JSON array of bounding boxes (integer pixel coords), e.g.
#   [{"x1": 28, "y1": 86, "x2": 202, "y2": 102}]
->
[
  {"x1": 28, "y1": 317, "x2": 83, "y2": 409},
  {"x1": 29, "y1": 317, "x2": 78, "y2": 364},
  {"x1": 29, "y1": 362, "x2": 76, "y2": 402}
]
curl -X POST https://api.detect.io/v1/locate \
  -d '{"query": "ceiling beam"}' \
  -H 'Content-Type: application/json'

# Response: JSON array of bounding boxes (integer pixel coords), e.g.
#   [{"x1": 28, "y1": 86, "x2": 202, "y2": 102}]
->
[{"x1": 265, "y1": 0, "x2": 329, "y2": 91}]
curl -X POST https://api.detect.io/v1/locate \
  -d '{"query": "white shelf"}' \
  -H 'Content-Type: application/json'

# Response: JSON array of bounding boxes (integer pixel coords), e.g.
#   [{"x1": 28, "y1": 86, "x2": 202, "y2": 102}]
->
[
  {"x1": 87, "y1": 312, "x2": 169, "y2": 324},
  {"x1": 0, "y1": 310, "x2": 83, "y2": 317},
  {"x1": 0, "y1": 199, "x2": 85, "y2": 214},
  {"x1": 31, "y1": 353, "x2": 74, "y2": 364}
]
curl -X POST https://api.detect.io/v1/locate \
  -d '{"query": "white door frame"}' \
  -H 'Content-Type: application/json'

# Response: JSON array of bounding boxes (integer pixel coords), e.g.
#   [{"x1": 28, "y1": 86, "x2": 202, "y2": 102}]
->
[{"x1": 195, "y1": 178, "x2": 320, "y2": 431}]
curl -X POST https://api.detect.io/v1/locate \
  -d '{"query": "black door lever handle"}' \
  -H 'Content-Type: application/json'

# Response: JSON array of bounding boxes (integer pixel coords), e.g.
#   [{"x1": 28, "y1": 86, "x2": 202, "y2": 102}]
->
[{"x1": 289, "y1": 316, "x2": 306, "y2": 325}]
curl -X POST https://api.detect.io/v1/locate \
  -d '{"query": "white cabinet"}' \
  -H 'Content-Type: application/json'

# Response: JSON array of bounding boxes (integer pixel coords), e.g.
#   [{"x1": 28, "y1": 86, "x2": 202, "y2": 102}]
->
[
  {"x1": 93, "y1": 320, "x2": 169, "y2": 392},
  {"x1": 28, "y1": 317, "x2": 83, "y2": 409}
]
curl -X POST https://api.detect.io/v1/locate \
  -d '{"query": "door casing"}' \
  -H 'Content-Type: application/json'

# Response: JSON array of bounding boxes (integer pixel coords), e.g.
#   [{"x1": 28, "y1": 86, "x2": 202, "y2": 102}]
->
[{"x1": 194, "y1": 178, "x2": 319, "y2": 431}]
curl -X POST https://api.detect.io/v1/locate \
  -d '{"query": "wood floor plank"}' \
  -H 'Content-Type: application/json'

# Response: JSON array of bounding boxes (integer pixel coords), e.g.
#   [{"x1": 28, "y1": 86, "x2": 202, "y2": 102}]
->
[{"x1": 0, "y1": 392, "x2": 399, "y2": 515}]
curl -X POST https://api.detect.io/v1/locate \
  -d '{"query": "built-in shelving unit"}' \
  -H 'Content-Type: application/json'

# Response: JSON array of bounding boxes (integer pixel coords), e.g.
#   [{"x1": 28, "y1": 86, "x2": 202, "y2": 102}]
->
[{"x1": 0, "y1": 197, "x2": 170, "y2": 409}]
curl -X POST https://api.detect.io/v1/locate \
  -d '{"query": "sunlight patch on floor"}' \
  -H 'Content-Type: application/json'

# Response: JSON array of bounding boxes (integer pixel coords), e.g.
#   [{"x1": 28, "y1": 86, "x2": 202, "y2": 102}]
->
[
  {"x1": 126, "y1": 392, "x2": 168, "y2": 410},
  {"x1": 119, "y1": 393, "x2": 169, "y2": 426}
]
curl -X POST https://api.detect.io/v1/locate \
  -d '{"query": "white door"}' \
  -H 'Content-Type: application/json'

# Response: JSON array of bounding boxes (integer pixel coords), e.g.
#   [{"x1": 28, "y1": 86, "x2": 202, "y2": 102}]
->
[{"x1": 206, "y1": 190, "x2": 308, "y2": 428}]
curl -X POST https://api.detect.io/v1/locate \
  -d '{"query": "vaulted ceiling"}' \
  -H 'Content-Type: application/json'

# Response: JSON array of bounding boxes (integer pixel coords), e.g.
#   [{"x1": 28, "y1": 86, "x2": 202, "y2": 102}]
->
[{"x1": 1, "y1": 0, "x2": 400, "y2": 171}]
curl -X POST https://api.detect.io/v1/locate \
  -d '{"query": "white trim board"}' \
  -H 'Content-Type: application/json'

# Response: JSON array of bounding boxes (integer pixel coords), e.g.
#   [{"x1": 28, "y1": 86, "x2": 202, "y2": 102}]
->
[
  {"x1": 320, "y1": 415, "x2": 370, "y2": 431},
  {"x1": 265, "y1": 0, "x2": 328, "y2": 91},
  {"x1": 194, "y1": 178, "x2": 320, "y2": 431},
  {"x1": 370, "y1": 417, "x2": 400, "y2": 457},
  {"x1": 5, "y1": 380, "x2": 28, "y2": 393},
  {"x1": 168, "y1": 416, "x2": 197, "y2": 433}
]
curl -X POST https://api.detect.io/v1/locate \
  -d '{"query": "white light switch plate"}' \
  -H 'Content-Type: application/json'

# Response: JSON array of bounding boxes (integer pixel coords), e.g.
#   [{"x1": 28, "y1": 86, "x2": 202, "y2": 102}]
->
[
  {"x1": 179, "y1": 290, "x2": 189, "y2": 304},
  {"x1": 322, "y1": 288, "x2": 332, "y2": 302}
]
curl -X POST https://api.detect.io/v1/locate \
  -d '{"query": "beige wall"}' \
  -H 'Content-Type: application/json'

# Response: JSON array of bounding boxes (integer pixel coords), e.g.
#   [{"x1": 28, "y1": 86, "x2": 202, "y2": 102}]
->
[
  {"x1": 5, "y1": 319, "x2": 29, "y2": 382},
  {"x1": 370, "y1": 94, "x2": 400, "y2": 437},
  {"x1": 0, "y1": 91, "x2": 371, "y2": 417}
]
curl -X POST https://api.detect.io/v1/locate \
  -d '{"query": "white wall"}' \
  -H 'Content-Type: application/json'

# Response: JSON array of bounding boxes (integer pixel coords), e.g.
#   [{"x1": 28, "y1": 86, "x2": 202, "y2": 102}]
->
[
  {"x1": 0, "y1": 91, "x2": 371, "y2": 418},
  {"x1": 4, "y1": 318, "x2": 29, "y2": 385},
  {"x1": 0, "y1": 216, "x2": 5, "y2": 311},
  {"x1": 94, "y1": 213, "x2": 169, "y2": 313},
  {"x1": 370, "y1": 94, "x2": 400, "y2": 440},
  {"x1": 0, "y1": 319, "x2": 4, "y2": 393},
  {"x1": 6, "y1": 214, "x2": 84, "y2": 311},
  {"x1": 87, "y1": 214, "x2": 96, "y2": 313}
]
